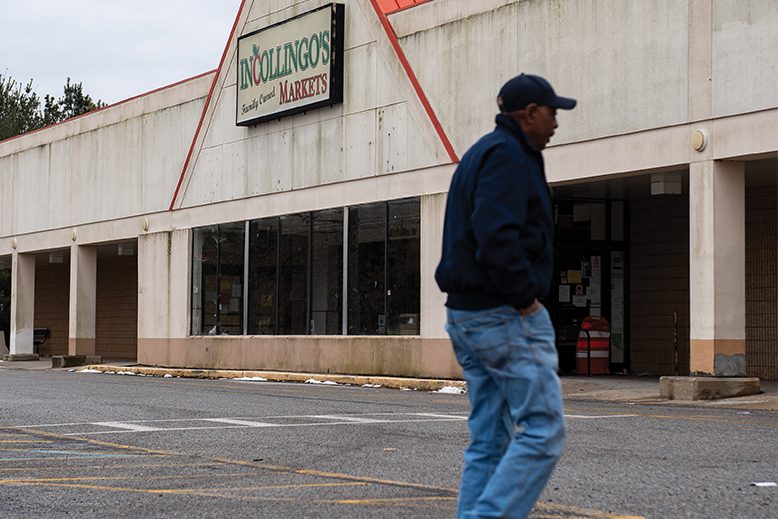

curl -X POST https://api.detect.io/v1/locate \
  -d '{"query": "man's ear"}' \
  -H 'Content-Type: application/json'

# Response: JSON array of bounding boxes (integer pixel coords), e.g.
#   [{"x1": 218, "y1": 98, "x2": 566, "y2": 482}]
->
[{"x1": 523, "y1": 103, "x2": 539, "y2": 121}]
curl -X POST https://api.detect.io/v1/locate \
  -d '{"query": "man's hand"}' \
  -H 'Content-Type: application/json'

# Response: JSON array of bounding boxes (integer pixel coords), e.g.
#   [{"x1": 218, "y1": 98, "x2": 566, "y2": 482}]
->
[{"x1": 519, "y1": 299, "x2": 542, "y2": 316}]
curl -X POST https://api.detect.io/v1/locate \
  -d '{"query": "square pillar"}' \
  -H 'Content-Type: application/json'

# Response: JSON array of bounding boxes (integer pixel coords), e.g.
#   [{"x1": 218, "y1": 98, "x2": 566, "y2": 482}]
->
[
  {"x1": 68, "y1": 245, "x2": 97, "y2": 355},
  {"x1": 10, "y1": 252, "x2": 35, "y2": 356},
  {"x1": 420, "y1": 193, "x2": 448, "y2": 338},
  {"x1": 137, "y1": 231, "x2": 191, "y2": 356},
  {"x1": 689, "y1": 160, "x2": 746, "y2": 376}
]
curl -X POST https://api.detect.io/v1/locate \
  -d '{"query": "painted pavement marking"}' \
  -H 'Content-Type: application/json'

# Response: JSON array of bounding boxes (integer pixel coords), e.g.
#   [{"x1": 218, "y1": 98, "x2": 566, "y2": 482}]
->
[
  {"x1": 308, "y1": 415, "x2": 383, "y2": 423},
  {"x1": 565, "y1": 414, "x2": 639, "y2": 419},
  {"x1": 5, "y1": 411, "x2": 646, "y2": 437},
  {"x1": 201, "y1": 418, "x2": 277, "y2": 427},
  {"x1": 91, "y1": 422, "x2": 162, "y2": 432}
]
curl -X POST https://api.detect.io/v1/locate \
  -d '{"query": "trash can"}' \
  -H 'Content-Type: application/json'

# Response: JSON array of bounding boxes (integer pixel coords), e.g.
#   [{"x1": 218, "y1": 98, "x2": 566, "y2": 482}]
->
[{"x1": 576, "y1": 315, "x2": 610, "y2": 375}]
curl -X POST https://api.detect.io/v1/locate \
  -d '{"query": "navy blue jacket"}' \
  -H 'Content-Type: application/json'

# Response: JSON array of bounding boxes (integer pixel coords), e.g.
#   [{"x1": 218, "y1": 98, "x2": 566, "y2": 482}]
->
[{"x1": 435, "y1": 114, "x2": 554, "y2": 310}]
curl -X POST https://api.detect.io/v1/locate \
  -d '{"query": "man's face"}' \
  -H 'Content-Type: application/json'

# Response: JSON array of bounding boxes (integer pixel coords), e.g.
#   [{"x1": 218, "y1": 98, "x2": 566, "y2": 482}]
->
[{"x1": 520, "y1": 104, "x2": 558, "y2": 150}]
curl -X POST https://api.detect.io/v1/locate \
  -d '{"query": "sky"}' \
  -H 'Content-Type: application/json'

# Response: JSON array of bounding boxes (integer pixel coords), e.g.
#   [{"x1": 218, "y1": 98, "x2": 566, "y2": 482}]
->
[{"x1": 1, "y1": 0, "x2": 243, "y2": 105}]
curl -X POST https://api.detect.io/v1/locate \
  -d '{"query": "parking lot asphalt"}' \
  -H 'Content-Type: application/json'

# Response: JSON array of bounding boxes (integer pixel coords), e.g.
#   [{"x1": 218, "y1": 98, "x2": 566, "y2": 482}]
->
[{"x1": 1, "y1": 357, "x2": 776, "y2": 411}]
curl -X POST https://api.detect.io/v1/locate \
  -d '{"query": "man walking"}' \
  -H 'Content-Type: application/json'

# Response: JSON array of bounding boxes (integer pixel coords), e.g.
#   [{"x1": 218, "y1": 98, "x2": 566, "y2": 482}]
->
[{"x1": 435, "y1": 73, "x2": 576, "y2": 518}]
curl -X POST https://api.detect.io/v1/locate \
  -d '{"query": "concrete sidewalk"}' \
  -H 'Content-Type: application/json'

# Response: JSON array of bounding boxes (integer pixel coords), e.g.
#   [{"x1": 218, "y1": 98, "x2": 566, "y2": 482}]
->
[{"x1": 2, "y1": 358, "x2": 776, "y2": 411}]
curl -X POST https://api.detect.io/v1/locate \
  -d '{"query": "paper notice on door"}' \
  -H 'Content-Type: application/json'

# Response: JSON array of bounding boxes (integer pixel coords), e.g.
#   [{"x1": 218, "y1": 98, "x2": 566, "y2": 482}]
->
[
  {"x1": 567, "y1": 270, "x2": 582, "y2": 283},
  {"x1": 558, "y1": 285, "x2": 571, "y2": 303},
  {"x1": 586, "y1": 285, "x2": 601, "y2": 303},
  {"x1": 572, "y1": 295, "x2": 587, "y2": 307}
]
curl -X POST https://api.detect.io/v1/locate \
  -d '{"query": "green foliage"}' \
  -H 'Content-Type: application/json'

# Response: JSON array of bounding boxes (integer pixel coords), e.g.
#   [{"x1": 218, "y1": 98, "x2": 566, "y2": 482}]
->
[{"x1": 0, "y1": 73, "x2": 105, "y2": 141}]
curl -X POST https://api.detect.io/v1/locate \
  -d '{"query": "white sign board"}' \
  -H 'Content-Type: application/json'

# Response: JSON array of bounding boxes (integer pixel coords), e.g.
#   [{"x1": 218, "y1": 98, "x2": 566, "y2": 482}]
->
[{"x1": 236, "y1": 4, "x2": 344, "y2": 126}]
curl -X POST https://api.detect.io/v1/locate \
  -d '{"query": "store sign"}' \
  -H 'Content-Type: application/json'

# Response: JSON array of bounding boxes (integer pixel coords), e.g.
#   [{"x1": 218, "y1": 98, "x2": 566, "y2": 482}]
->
[{"x1": 236, "y1": 3, "x2": 344, "y2": 126}]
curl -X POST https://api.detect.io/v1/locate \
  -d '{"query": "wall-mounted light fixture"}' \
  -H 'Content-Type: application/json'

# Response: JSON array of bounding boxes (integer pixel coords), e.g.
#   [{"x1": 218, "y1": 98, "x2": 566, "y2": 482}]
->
[{"x1": 691, "y1": 129, "x2": 708, "y2": 152}]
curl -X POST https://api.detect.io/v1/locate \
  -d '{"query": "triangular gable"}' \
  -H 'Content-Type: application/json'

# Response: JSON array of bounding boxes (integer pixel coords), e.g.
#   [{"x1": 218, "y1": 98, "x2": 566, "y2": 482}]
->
[{"x1": 170, "y1": 0, "x2": 457, "y2": 210}]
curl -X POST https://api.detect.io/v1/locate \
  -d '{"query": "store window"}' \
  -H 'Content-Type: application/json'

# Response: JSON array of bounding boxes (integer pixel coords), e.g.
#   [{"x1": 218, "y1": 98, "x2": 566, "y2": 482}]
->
[
  {"x1": 191, "y1": 197, "x2": 419, "y2": 337},
  {"x1": 311, "y1": 209, "x2": 343, "y2": 334},
  {"x1": 248, "y1": 218, "x2": 278, "y2": 335},
  {"x1": 387, "y1": 198, "x2": 420, "y2": 335},
  {"x1": 0, "y1": 260, "x2": 10, "y2": 349},
  {"x1": 348, "y1": 203, "x2": 386, "y2": 335},
  {"x1": 348, "y1": 198, "x2": 421, "y2": 335},
  {"x1": 191, "y1": 223, "x2": 245, "y2": 335},
  {"x1": 279, "y1": 214, "x2": 310, "y2": 335}
]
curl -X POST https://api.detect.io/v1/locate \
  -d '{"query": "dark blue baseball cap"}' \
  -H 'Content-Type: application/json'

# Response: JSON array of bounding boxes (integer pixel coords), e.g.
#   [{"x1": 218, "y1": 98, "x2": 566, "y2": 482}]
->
[{"x1": 497, "y1": 73, "x2": 577, "y2": 112}]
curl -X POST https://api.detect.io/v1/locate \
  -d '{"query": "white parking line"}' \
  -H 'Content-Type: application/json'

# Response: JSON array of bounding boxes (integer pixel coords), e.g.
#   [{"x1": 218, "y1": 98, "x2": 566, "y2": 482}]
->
[
  {"x1": 565, "y1": 414, "x2": 639, "y2": 419},
  {"x1": 9, "y1": 412, "x2": 636, "y2": 437},
  {"x1": 202, "y1": 418, "x2": 276, "y2": 427},
  {"x1": 91, "y1": 422, "x2": 162, "y2": 432},
  {"x1": 308, "y1": 415, "x2": 381, "y2": 423}
]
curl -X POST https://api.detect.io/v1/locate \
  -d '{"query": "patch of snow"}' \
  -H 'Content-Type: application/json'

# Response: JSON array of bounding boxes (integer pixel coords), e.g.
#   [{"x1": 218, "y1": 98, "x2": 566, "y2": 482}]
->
[
  {"x1": 77, "y1": 369, "x2": 102, "y2": 374},
  {"x1": 103, "y1": 371, "x2": 116, "y2": 375},
  {"x1": 433, "y1": 386, "x2": 467, "y2": 394},
  {"x1": 751, "y1": 482, "x2": 777, "y2": 487},
  {"x1": 163, "y1": 374, "x2": 173, "y2": 378},
  {"x1": 116, "y1": 371, "x2": 137, "y2": 376},
  {"x1": 305, "y1": 379, "x2": 338, "y2": 385},
  {"x1": 234, "y1": 376, "x2": 268, "y2": 382},
  {"x1": 362, "y1": 384, "x2": 382, "y2": 388},
  {"x1": 400, "y1": 387, "x2": 413, "y2": 391}
]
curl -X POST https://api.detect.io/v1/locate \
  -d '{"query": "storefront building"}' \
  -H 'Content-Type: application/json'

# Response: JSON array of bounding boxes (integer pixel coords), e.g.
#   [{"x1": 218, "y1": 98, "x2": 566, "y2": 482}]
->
[{"x1": 1, "y1": 0, "x2": 776, "y2": 380}]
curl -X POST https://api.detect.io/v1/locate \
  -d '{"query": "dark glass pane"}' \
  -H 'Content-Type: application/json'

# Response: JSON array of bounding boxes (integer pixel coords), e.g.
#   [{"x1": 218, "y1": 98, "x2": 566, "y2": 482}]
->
[
  {"x1": 217, "y1": 223, "x2": 245, "y2": 335},
  {"x1": 311, "y1": 209, "x2": 343, "y2": 335},
  {"x1": 192, "y1": 226, "x2": 218, "y2": 335},
  {"x1": 348, "y1": 203, "x2": 386, "y2": 335},
  {"x1": 387, "y1": 198, "x2": 420, "y2": 335},
  {"x1": 0, "y1": 263, "x2": 10, "y2": 348},
  {"x1": 278, "y1": 213, "x2": 309, "y2": 335},
  {"x1": 248, "y1": 218, "x2": 278, "y2": 335}
]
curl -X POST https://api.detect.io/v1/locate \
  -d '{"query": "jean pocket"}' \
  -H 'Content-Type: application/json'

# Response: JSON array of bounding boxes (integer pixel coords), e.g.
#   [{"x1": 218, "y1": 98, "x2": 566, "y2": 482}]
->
[{"x1": 521, "y1": 306, "x2": 554, "y2": 340}]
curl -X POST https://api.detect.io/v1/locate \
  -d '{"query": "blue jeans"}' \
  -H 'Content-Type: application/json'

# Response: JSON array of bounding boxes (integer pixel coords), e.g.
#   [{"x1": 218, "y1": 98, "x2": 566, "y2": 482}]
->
[{"x1": 446, "y1": 304, "x2": 565, "y2": 519}]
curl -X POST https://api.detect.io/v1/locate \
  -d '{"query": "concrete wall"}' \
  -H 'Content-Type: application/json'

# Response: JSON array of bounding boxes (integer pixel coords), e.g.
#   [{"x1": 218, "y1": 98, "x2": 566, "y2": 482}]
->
[
  {"x1": 140, "y1": 336, "x2": 461, "y2": 379},
  {"x1": 0, "y1": 73, "x2": 212, "y2": 239},
  {"x1": 179, "y1": 0, "x2": 449, "y2": 209},
  {"x1": 395, "y1": 0, "x2": 690, "y2": 153},
  {"x1": 712, "y1": 0, "x2": 778, "y2": 117}
]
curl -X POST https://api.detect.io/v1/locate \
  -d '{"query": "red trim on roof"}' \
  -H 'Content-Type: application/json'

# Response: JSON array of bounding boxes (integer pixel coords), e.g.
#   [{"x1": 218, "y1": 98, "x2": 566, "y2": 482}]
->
[
  {"x1": 0, "y1": 70, "x2": 216, "y2": 146},
  {"x1": 168, "y1": 0, "x2": 247, "y2": 211},
  {"x1": 377, "y1": 0, "x2": 433, "y2": 15},
  {"x1": 367, "y1": 0, "x2": 458, "y2": 163}
]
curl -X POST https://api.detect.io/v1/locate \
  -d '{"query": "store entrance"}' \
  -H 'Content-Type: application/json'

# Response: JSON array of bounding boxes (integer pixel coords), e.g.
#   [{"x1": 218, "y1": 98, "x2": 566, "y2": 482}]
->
[{"x1": 546, "y1": 199, "x2": 628, "y2": 375}]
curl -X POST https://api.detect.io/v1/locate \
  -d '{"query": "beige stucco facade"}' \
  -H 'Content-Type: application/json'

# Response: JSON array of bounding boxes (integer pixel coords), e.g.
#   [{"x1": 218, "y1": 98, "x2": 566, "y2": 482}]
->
[{"x1": 0, "y1": 0, "x2": 775, "y2": 379}]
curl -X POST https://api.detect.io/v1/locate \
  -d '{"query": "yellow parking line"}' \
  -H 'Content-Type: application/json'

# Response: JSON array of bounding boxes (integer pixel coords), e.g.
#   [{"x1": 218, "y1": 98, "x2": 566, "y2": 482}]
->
[
  {"x1": 0, "y1": 440, "x2": 53, "y2": 443},
  {"x1": 0, "y1": 473, "x2": 244, "y2": 484},
  {"x1": 9, "y1": 427, "x2": 644, "y2": 518}
]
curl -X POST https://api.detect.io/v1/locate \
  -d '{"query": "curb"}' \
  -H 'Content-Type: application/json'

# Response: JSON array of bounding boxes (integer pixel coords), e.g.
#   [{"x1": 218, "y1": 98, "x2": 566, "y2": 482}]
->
[{"x1": 77, "y1": 365, "x2": 467, "y2": 393}]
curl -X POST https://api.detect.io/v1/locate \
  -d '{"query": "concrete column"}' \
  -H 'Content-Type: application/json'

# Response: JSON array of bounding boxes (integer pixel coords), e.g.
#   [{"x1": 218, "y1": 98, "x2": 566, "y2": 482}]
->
[
  {"x1": 689, "y1": 160, "x2": 746, "y2": 376},
  {"x1": 420, "y1": 193, "x2": 447, "y2": 338},
  {"x1": 9, "y1": 252, "x2": 35, "y2": 356},
  {"x1": 68, "y1": 245, "x2": 97, "y2": 356},
  {"x1": 137, "y1": 230, "x2": 191, "y2": 343}
]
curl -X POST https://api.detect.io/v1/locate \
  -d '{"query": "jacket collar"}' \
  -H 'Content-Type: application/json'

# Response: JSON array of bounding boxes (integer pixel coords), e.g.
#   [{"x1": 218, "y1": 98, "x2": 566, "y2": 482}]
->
[{"x1": 495, "y1": 113, "x2": 541, "y2": 154}]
